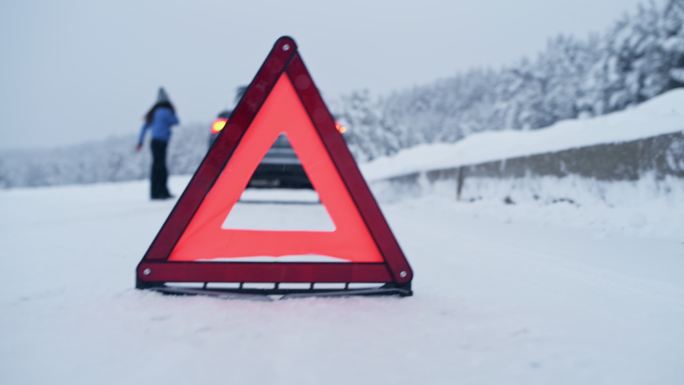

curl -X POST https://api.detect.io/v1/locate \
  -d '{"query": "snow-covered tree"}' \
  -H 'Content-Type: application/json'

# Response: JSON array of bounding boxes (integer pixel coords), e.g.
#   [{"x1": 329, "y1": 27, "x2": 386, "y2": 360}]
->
[{"x1": 335, "y1": 0, "x2": 684, "y2": 160}]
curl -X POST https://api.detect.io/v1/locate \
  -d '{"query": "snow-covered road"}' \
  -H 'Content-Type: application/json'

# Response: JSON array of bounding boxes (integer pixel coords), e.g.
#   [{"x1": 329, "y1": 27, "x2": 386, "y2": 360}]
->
[{"x1": 1, "y1": 177, "x2": 683, "y2": 385}]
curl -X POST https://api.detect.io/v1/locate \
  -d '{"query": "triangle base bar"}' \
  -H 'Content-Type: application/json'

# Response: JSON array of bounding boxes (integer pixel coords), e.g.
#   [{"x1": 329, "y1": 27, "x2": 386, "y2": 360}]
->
[
  {"x1": 137, "y1": 261, "x2": 394, "y2": 285},
  {"x1": 143, "y1": 282, "x2": 412, "y2": 298}
]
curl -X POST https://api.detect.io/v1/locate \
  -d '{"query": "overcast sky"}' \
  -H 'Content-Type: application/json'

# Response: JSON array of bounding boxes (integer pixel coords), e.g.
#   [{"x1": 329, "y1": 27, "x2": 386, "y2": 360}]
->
[{"x1": 0, "y1": 0, "x2": 644, "y2": 150}]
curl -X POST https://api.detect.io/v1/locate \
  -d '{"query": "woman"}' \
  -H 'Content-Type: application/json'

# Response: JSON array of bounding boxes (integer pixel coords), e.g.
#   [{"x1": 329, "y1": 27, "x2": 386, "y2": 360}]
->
[{"x1": 136, "y1": 87, "x2": 179, "y2": 200}]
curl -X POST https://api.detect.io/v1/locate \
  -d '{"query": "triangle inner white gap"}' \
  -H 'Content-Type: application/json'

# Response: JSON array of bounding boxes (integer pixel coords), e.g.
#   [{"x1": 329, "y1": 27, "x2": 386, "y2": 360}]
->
[{"x1": 221, "y1": 133, "x2": 336, "y2": 232}]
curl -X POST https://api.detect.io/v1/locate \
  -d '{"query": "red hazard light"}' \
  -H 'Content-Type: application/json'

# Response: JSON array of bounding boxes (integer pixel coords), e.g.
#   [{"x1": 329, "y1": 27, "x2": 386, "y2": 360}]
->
[
  {"x1": 211, "y1": 118, "x2": 228, "y2": 134},
  {"x1": 335, "y1": 122, "x2": 347, "y2": 134}
]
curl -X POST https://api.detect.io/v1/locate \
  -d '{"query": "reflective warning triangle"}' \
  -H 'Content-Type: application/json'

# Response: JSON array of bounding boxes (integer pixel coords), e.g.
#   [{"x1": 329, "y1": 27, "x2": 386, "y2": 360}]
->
[{"x1": 135, "y1": 36, "x2": 413, "y2": 293}]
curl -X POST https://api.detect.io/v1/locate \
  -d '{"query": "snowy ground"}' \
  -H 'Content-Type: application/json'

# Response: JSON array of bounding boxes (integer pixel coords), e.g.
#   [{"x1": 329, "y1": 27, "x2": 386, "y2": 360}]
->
[{"x1": 1, "y1": 176, "x2": 683, "y2": 385}]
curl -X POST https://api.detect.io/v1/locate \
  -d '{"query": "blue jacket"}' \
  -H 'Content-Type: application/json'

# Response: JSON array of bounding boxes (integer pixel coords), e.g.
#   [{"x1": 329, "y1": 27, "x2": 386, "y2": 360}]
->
[{"x1": 138, "y1": 107, "x2": 179, "y2": 145}]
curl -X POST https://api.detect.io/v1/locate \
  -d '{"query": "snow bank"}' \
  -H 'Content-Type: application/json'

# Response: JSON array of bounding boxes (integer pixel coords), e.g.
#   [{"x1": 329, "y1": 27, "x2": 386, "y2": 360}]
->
[
  {"x1": 371, "y1": 174, "x2": 684, "y2": 240},
  {"x1": 362, "y1": 89, "x2": 684, "y2": 181}
]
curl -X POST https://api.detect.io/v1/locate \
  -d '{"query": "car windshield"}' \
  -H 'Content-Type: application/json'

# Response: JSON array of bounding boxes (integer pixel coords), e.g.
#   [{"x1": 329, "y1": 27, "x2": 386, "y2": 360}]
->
[{"x1": 273, "y1": 134, "x2": 291, "y2": 148}]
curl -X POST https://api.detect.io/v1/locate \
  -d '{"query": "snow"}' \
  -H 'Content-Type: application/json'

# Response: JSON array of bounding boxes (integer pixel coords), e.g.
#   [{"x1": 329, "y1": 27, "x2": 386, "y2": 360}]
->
[
  {"x1": 224, "y1": 202, "x2": 335, "y2": 231},
  {"x1": 1, "y1": 176, "x2": 683, "y2": 385},
  {"x1": 362, "y1": 88, "x2": 684, "y2": 181},
  {"x1": 225, "y1": 188, "x2": 333, "y2": 231},
  {"x1": 372, "y1": 174, "x2": 684, "y2": 240}
]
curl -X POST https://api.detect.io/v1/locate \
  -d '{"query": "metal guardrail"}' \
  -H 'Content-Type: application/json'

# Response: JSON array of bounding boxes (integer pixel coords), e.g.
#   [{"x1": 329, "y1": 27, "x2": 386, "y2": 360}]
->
[{"x1": 375, "y1": 131, "x2": 684, "y2": 200}]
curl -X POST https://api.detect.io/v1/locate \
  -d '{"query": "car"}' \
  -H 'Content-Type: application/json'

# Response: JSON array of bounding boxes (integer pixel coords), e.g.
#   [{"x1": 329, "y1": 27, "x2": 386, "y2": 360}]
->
[{"x1": 209, "y1": 107, "x2": 347, "y2": 189}]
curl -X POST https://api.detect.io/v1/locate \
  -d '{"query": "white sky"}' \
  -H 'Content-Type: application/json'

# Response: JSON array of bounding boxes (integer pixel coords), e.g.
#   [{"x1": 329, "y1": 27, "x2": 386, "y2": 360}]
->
[{"x1": 0, "y1": 0, "x2": 644, "y2": 150}]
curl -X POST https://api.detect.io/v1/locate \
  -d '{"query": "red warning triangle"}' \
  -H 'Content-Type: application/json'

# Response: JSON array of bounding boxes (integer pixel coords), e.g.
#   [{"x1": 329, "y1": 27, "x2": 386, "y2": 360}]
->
[{"x1": 136, "y1": 36, "x2": 413, "y2": 295}]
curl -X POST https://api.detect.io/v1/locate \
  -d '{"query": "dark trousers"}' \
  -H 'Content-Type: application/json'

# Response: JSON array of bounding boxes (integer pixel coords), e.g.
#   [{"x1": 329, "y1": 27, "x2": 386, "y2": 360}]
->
[{"x1": 150, "y1": 139, "x2": 170, "y2": 198}]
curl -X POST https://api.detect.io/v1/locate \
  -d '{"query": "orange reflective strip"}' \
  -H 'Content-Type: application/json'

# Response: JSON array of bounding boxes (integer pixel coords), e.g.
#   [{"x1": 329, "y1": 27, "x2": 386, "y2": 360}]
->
[{"x1": 168, "y1": 74, "x2": 383, "y2": 263}]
